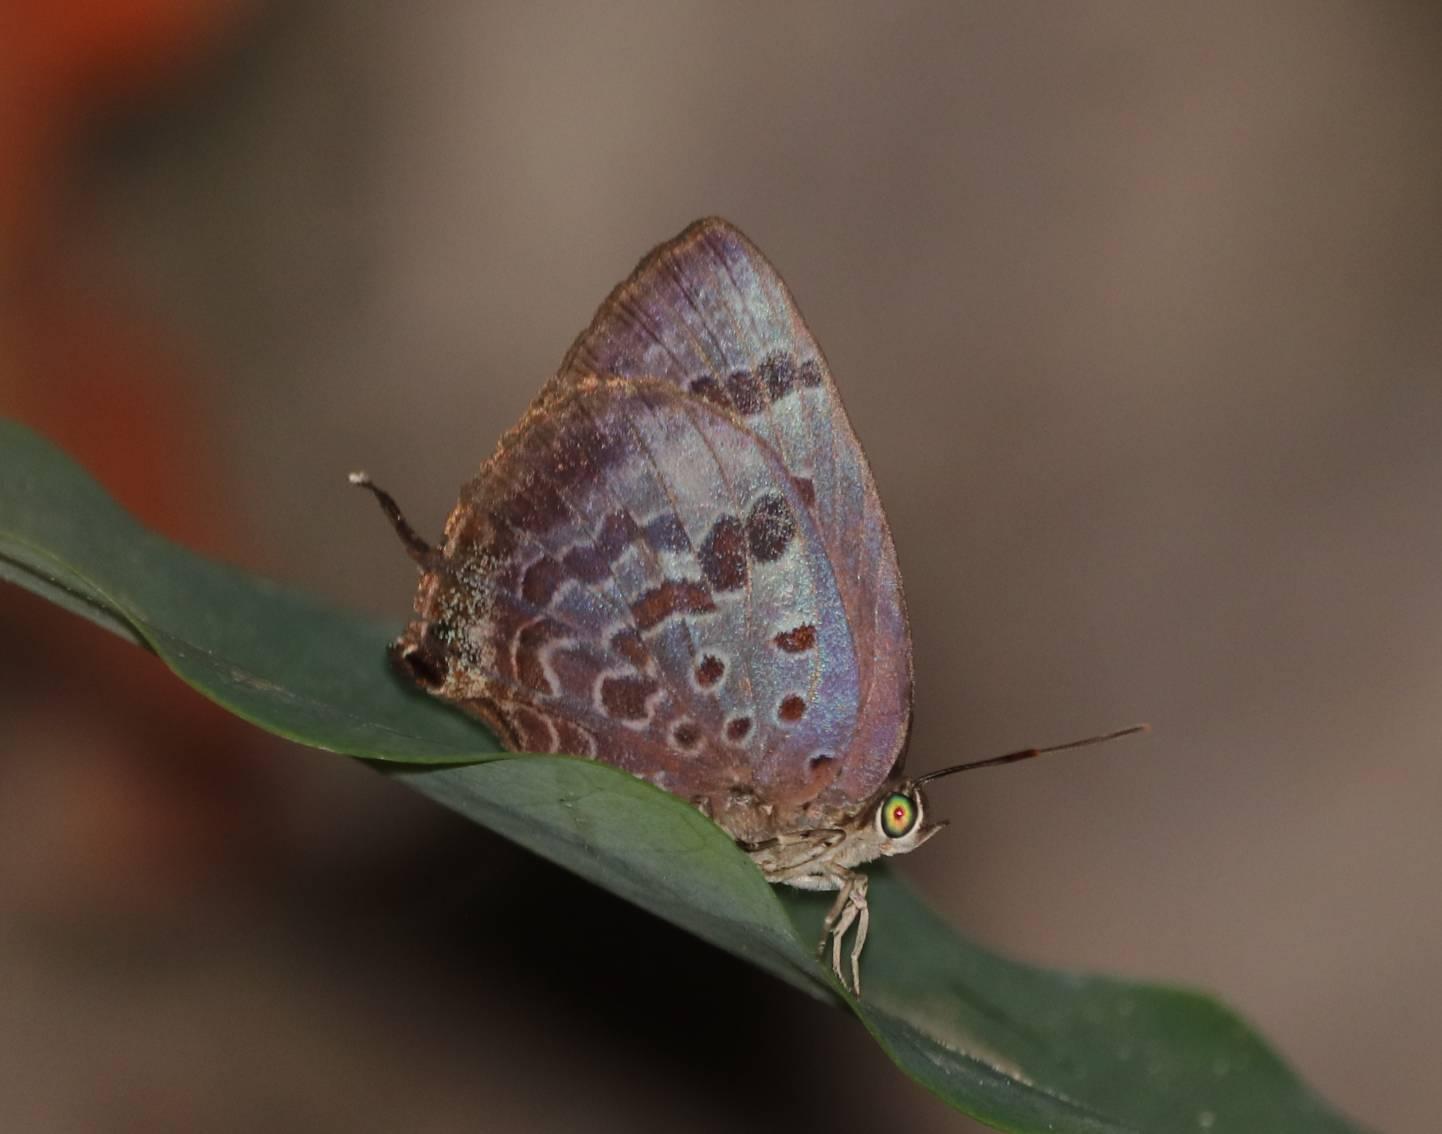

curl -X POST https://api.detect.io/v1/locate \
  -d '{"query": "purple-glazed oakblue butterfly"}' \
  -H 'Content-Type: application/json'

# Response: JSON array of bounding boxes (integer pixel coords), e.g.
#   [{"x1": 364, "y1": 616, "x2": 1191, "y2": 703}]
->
[{"x1": 353, "y1": 219, "x2": 1143, "y2": 994}]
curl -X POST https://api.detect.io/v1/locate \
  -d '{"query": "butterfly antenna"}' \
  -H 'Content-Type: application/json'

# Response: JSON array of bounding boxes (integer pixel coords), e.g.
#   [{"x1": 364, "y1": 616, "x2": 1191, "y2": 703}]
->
[
  {"x1": 912, "y1": 724, "x2": 1149, "y2": 786},
  {"x1": 348, "y1": 471, "x2": 444, "y2": 570}
]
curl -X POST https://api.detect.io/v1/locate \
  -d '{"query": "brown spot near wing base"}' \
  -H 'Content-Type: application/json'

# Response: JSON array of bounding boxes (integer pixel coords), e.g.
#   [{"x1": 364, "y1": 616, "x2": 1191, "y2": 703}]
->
[
  {"x1": 725, "y1": 716, "x2": 752, "y2": 742},
  {"x1": 596, "y1": 510, "x2": 641, "y2": 556},
  {"x1": 516, "y1": 618, "x2": 567, "y2": 694},
  {"x1": 600, "y1": 674, "x2": 660, "y2": 721},
  {"x1": 631, "y1": 580, "x2": 716, "y2": 631},
  {"x1": 610, "y1": 627, "x2": 649, "y2": 669},
  {"x1": 521, "y1": 556, "x2": 566, "y2": 605},
  {"x1": 562, "y1": 544, "x2": 609, "y2": 583},
  {"x1": 562, "y1": 510, "x2": 641, "y2": 582}
]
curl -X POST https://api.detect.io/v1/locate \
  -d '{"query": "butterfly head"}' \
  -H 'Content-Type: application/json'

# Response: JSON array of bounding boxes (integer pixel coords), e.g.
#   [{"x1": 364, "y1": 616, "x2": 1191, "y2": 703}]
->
[
  {"x1": 780, "y1": 781, "x2": 946, "y2": 876},
  {"x1": 867, "y1": 782, "x2": 948, "y2": 858}
]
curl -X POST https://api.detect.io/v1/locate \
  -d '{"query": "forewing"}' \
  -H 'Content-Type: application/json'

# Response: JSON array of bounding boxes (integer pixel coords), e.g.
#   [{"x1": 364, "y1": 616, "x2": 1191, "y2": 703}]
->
[
  {"x1": 400, "y1": 378, "x2": 863, "y2": 825},
  {"x1": 550, "y1": 218, "x2": 911, "y2": 803}
]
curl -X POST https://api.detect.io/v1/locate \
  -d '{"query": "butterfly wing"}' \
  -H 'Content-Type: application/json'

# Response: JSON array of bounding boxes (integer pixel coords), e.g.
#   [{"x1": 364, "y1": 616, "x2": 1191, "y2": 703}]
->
[
  {"x1": 547, "y1": 218, "x2": 912, "y2": 808},
  {"x1": 400, "y1": 377, "x2": 867, "y2": 838}
]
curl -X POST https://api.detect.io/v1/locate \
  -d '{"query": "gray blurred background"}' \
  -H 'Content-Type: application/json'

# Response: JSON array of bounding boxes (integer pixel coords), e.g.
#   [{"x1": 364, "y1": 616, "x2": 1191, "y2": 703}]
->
[{"x1": 4, "y1": 3, "x2": 1440, "y2": 1131}]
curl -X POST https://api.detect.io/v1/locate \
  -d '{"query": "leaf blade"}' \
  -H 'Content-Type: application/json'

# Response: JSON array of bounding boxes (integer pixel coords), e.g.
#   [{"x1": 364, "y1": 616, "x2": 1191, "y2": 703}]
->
[{"x1": 0, "y1": 419, "x2": 1365, "y2": 1133}]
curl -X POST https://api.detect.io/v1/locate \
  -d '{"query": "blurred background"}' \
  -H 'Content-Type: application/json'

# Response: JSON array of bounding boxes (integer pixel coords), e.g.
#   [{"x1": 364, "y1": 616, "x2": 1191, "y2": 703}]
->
[{"x1": 3, "y1": 3, "x2": 1440, "y2": 1131}]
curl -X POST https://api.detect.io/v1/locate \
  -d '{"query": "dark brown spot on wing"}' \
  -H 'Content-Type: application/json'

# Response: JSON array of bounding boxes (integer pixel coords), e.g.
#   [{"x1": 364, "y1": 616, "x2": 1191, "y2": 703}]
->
[
  {"x1": 631, "y1": 580, "x2": 716, "y2": 631},
  {"x1": 644, "y1": 513, "x2": 689, "y2": 553},
  {"x1": 695, "y1": 654, "x2": 725, "y2": 687},
  {"x1": 774, "y1": 624, "x2": 817, "y2": 653},
  {"x1": 546, "y1": 647, "x2": 602, "y2": 702},
  {"x1": 562, "y1": 544, "x2": 607, "y2": 582},
  {"x1": 724, "y1": 369, "x2": 765, "y2": 415},
  {"x1": 725, "y1": 716, "x2": 752, "y2": 742},
  {"x1": 689, "y1": 376, "x2": 728, "y2": 408},
  {"x1": 806, "y1": 752, "x2": 839, "y2": 789},
  {"x1": 562, "y1": 510, "x2": 643, "y2": 583},
  {"x1": 699, "y1": 515, "x2": 748, "y2": 592},
  {"x1": 746, "y1": 493, "x2": 796, "y2": 562},
  {"x1": 797, "y1": 357, "x2": 824, "y2": 387},
  {"x1": 672, "y1": 721, "x2": 701, "y2": 750},
  {"x1": 778, "y1": 694, "x2": 807, "y2": 722},
  {"x1": 600, "y1": 674, "x2": 659, "y2": 721},
  {"x1": 516, "y1": 618, "x2": 567, "y2": 694},
  {"x1": 791, "y1": 476, "x2": 816, "y2": 508},
  {"x1": 610, "y1": 627, "x2": 649, "y2": 669},
  {"x1": 758, "y1": 353, "x2": 796, "y2": 401},
  {"x1": 595, "y1": 510, "x2": 640, "y2": 558},
  {"x1": 521, "y1": 556, "x2": 565, "y2": 605}
]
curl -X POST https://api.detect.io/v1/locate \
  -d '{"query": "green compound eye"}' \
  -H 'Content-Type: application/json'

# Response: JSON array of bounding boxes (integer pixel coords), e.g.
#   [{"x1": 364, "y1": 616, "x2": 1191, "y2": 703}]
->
[{"x1": 880, "y1": 792, "x2": 918, "y2": 839}]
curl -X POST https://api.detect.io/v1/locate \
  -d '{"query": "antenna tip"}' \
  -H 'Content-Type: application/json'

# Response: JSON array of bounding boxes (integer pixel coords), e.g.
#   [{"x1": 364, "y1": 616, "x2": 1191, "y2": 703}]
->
[{"x1": 348, "y1": 471, "x2": 371, "y2": 487}]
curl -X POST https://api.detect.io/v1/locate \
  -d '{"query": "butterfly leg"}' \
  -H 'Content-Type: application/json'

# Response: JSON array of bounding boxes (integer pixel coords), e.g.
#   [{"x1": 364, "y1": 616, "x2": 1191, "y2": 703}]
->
[
  {"x1": 830, "y1": 909, "x2": 850, "y2": 990},
  {"x1": 849, "y1": 881, "x2": 871, "y2": 997},
  {"x1": 820, "y1": 883, "x2": 851, "y2": 939},
  {"x1": 821, "y1": 871, "x2": 869, "y2": 996}
]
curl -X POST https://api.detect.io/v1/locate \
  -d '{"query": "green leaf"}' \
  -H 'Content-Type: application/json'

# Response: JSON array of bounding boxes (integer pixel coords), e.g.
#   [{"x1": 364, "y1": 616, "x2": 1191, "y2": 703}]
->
[
  {"x1": 0, "y1": 419, "x2": 1364, "y2": 1134},
  {"x1": 0, "y1": 421, "x2": 495, "y2": 761}
]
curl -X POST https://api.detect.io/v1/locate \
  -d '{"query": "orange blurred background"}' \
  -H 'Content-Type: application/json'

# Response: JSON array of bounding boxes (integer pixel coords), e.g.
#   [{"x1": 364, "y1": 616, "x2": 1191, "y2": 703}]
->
[{"x1": 3, "y1": 4, "x2": 1440, "y2": 1132}]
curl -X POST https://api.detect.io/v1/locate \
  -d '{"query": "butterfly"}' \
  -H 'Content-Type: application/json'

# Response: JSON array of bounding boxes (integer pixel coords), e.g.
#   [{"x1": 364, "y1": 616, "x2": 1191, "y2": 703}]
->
[{"x1": 353, "y1": 218, "x2": 1142, "y2": 994}]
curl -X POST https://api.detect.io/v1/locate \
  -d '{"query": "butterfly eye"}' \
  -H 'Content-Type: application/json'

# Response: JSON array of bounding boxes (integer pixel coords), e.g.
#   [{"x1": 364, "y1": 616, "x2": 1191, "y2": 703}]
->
[{"x1": 879, "y1": 792, "x2": 918, "y2": 839}]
